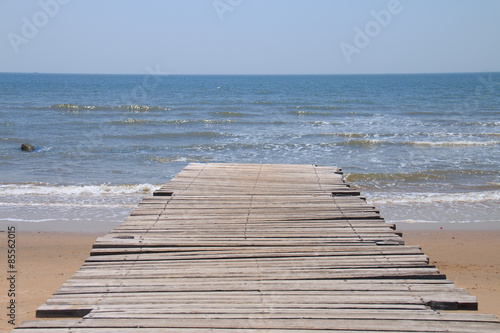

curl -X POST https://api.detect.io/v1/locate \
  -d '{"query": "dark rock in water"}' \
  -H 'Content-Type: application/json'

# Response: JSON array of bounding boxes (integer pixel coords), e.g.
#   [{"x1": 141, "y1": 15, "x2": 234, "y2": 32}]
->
[{"x1": 21, "y1": 143, "x2": 35, "y2": 152}]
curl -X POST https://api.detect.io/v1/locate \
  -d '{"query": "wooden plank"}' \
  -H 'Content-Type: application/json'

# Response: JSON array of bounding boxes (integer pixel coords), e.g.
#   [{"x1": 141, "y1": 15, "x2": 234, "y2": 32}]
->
[
  {"x1": 11, "y1": 163, "x2": 499, "y2": 333},
  {"x1": 17, "y1": 318, "x2": 500, "y2": 332}
]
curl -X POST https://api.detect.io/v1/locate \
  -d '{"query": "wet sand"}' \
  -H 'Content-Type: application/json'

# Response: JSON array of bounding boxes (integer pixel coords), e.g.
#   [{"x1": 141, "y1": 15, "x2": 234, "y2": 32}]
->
[{"x1": 1, "y1": 229, "x2": 499, "y2": 332}]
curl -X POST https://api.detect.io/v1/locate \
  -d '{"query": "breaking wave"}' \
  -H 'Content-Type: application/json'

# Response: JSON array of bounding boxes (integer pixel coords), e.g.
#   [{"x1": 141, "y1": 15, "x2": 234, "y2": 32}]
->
[
  {"x1": 49, "y1": 104, "x2": 170, "y2": 113},
  {"x1": 292, "y1": 110, "x2": 330, "y2": 116},
  {"x1": 107, "y1": 131, "x2": 234, "y2": 140},
  {"x1": 210, "y1": 111, "x2": 248, "y2": 117},
  {"x1": 106, "y1": 119, "x2": 236, "y2": 126},
  {"x1": 151, "y1": 156, "x2": 214, "y2": 163},
  {"x1": 340, "y1": 139, "x2": 389, "y2": 147},
  {"x1": 0, "y1": 183, "x2": 161, "y2": 196},
  {"x1": 406, "y1": 140, "x2": 499, "y2": 146},
  {"x1": 369, "y1": 190, "x2": 500, "y2": 204},
  {"x1": 346, "y1": 169, "x2": 500, "y2": 183}
]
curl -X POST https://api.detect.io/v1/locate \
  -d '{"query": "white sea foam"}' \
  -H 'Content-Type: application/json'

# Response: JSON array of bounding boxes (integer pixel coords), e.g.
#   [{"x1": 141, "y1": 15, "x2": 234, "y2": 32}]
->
[
  {"x1": 369, "y1": 190, "x2": 500, "y2": 204},
  {"x1": 0, "y1": 183, "x2": 161, "y2": 196},
  {"x1": 0, "y1": 201, "x2": 136, "y2": 208},
  {"x1": 407, "y1": 140, "x2": 499, "y2": 146}
]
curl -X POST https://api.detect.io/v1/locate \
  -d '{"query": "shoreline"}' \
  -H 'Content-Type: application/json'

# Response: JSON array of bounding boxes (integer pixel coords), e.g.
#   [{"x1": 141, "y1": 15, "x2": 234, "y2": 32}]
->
[
  {"x1": 0, "y1": 220, "x2": 125, "y2": 234},
  {"x1": 3, "y1": 220, "x2": 500, "y2": 234},
  {"x1": 395, "y1": 221, "x2": 500, "y2": 231},
  {"x1": 1, "y1": 228, "x2": 499, "y2": 332}
]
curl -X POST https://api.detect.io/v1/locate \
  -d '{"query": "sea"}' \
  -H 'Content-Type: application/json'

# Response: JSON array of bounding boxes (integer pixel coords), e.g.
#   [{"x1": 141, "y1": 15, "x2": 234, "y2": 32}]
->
[{"x1": 1, "y1": 72, "x2": 499, "y2": 232}]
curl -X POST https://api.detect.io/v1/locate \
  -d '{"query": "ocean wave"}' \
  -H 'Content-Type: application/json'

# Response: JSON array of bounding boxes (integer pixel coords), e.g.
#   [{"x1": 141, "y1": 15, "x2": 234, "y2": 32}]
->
[
  {"x1": 369, "y1": 190, "x2": 500, "y2": 204},
  {"x1": 198, "y1": 119, "x2": 236, "y2": 124},
  {"x1": 253, "y1": 101, "x2": 274, "y2": 105},
  {"x1": 49, "y1": 104, "x2": 170, "y2": 113},
  {"x1": 106, "y1": 119, "x2": 236, "y2": 126},
  {"x1": 49, "y1": 103, "x2": 98, "y2": 111},
  {"x1": 210, "y1": 111, "x2": 248, "y2": 117},
  {"x1": 151, "y1": 156, "x2": 214, "y2": 163},
  {"x1": 107, "y1": 131, "x2": 234, "y2": 140},
  {"x1": 117, "y1": 105, "x2": 170, "y2": 113},
  {"x1": 292, "y1": 110, "x2": 330, "y2": 116},
  {"x1": 0, "y1": 201, "x2": 136, "y2": 209},
  {"x1": 347, "y1": 171, "x2": 440, "y2": 183},
  {"x1": 179, "y1": 143, "x2": 258, "y2": 151},
  {"x1": 309, "y1": 121, "x2": 343, "y2": 126},
  {"x1": 117, "y1": 118, "x2": 152, "y2": 125},
  {"x1": 406, "y1": 140, "x2": 499, "y2": 146},
  {"x1": 295, "y1": 105, "x2": 342, "y2": 110},
  {"x1": 404, "y1": 111, "x2": 435, "y2": 115},
  {"x1": 318, "y1": 136, "x2": 499, "y2": 147},
  {"x1": 0, "y1": 183, "x2": 161, "y2": 196},
  {"x1": 316, "y1": 132, "x2": 500, "y2": 140},
  {"x1": 459, "y1": 122, "x2": 499, "y2": 127},
  {"x1": 346, "y1": 169, "x2": 500, "y2": 184},
  {"x1": 411, "y1": 132, "x2": 500, "y2": 138},
  {"x1": 158, "y1": 131, "x2": 232, "y2": 139},
  {"x1": 318, "y1": 133, "x2": 367, "y2": 138},
  {"x1": 340, "y1": 139, "x2": 388, "y2": 147},
  {"x1": 177, "y1": 140, "x2": 495, "y2": 153}
]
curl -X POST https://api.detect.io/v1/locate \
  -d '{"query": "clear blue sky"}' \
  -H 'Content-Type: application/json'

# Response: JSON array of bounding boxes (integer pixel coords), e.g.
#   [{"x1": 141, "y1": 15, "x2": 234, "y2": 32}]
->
[{"x1": 1, "y1": 0, "x2": 499, "y2": 75}]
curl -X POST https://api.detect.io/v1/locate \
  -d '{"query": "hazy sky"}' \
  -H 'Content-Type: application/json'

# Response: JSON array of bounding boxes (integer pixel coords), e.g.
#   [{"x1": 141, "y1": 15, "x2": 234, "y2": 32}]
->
[{"x1": 1, "y1": 0, "x2": 499, "y2": 75}]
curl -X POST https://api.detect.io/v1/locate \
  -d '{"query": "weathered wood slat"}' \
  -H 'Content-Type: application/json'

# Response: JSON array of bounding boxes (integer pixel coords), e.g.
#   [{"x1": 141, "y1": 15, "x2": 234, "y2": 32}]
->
[
  {"x1": 16, "y1": 318, "x2": 500, "y2": 332},
  {"x1": 12, "y1": 163, "x2": 499, "y2": 333}
]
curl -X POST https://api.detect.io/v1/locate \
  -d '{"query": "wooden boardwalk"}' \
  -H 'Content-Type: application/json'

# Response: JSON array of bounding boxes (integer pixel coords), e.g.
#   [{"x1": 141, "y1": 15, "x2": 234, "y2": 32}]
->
[{"x1": 13, "y1": 163, "x2": 500, "y2": 332}]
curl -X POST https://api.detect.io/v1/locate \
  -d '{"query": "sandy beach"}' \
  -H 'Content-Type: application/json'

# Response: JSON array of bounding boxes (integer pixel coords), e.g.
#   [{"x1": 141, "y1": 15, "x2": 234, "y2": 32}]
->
[
  {"x1": 0, "y1": 232, "x2": 100, "y2": 332},
  {"x1": 402, "y1": 229, "x2": 500, "y2": 319},
  {"x1": 1, "y1": 229, "x2": 499, "y2": 332}
]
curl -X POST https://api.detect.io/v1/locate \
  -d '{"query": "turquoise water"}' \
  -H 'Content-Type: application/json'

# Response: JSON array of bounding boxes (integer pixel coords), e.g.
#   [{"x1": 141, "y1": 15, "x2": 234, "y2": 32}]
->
[{"x1": 1, "y1": 73, "x2": 499, "y2": 229}]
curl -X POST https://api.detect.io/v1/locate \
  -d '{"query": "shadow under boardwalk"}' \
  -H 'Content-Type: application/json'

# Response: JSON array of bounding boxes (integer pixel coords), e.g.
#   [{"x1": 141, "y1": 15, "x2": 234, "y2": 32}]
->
[{"x1": 13, "y1": 163, "x2": 500, "y2": 332}]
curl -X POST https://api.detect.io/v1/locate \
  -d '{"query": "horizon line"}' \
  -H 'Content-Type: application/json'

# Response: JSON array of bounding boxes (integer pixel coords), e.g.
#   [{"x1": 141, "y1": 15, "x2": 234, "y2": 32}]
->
[{"x1": 1, "y1": 71, "x2": 499, "y2": 76}]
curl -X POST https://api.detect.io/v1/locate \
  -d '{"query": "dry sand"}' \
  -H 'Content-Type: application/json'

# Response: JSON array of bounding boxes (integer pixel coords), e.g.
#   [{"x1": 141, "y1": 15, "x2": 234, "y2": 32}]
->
[
  {"x1": 402, "y1": 229, "x2": 500, "y2": 319},
  {"x1": 1, "y1": 229, "x2": 499, "y2": 332},
  {"x1": 0, "y1": 232, "x2": 99, "y2": 332}
]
